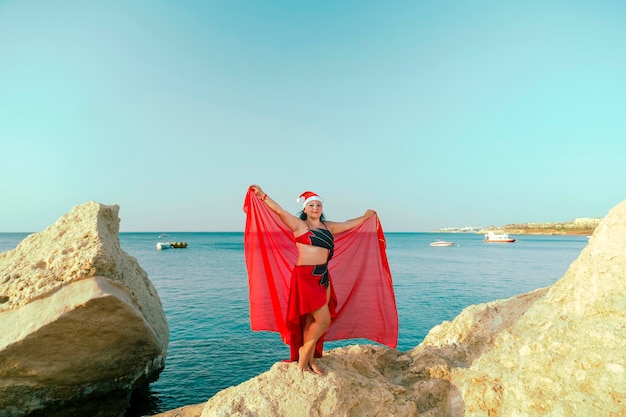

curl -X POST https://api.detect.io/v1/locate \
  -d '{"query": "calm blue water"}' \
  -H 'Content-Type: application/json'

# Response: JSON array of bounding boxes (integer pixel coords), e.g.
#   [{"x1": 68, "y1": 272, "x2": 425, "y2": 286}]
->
[{"x1": 0, "y1": 232, "x2": 588, "y2": 415}]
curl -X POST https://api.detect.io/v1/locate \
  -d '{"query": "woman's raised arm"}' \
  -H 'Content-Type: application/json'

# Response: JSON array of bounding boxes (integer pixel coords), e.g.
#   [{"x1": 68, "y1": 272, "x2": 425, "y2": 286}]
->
[
  {"x1": 250, "y1": 185, "x2": 304, "y2": 233},
  {"x1": 327, "y1": 209, "x2": 377, "y2": 235}
]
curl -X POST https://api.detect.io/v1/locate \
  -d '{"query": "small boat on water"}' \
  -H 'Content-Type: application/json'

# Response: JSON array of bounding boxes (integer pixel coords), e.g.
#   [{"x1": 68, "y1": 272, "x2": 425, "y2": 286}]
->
[
  {"x1": 156, "y1": 233, "x2": 188, "y2": 250},
  {"x1": 430, "y1": 239, "x2": 455, "y2": 247},
  {"x1": 157, "y1": 241, "x2": 188, "y2": 250},
  {"x1": 483, "y1": 231, "x2": 516, "y2": 243}
]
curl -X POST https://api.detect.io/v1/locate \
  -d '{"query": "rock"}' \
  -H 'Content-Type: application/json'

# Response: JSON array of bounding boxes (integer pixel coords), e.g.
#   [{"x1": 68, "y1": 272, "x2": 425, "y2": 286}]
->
[
  {"x1": 146, "y1": 403, "x2": 206, "y2": 417},
  {"x1": 178, "y1": 199, "x2": 626, "y2": 417},
  {"x1": 0, "y1": 201, "x2": 169, "y2": 417},
  {"x1": 202, "y1": 345, "x2": 420, "y2": 417},
  {"x1": 447, "y1": 199, "x2": 626, "y2": 416}
]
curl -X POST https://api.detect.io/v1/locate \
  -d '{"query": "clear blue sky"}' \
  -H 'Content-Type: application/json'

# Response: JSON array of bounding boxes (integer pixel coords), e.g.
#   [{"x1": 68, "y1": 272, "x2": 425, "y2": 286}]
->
[{"x1": 1, "y1": 0, "x2": 624, "y2": 233}]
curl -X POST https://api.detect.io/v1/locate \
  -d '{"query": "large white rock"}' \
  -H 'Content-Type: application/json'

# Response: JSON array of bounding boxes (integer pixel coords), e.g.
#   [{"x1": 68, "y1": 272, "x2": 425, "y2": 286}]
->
[
  {"x1": 0, "y1": 201, "x2": 169, "y2": 417},
  {"x1": 156, "y1": 199, "x2": 625, "y2": 417},
  {"x1": 447, "y1": 199, "x2": 626, "y2": 416}
]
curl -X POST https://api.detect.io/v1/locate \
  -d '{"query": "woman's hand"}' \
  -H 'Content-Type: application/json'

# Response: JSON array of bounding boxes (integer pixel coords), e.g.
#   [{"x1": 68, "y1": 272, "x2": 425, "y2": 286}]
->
[
  {"x1": 364, "y1": 209, "x2": 377, "y2": 218},
  {"x1": 250, "y1": 184, "x2": 265, "y2": 199}
]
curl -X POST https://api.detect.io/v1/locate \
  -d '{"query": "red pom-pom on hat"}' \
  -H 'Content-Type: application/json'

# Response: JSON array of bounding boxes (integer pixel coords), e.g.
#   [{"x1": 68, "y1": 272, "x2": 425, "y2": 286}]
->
[{"x1": 297, "y1": 191, "x2": 323, "y2": 207}]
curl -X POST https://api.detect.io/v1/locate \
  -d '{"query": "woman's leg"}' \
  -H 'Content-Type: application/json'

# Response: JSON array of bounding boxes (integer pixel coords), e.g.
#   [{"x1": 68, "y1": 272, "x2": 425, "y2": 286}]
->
[{"x1": 298, "y1": 287, "x2": 332, "y2": 373}]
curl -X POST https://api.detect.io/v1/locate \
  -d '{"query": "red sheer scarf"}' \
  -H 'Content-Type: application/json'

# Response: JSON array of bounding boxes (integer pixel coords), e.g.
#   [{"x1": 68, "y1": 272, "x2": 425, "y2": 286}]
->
[{"x1": 243, "y1": 188, "x2": 398, "y2": 352}]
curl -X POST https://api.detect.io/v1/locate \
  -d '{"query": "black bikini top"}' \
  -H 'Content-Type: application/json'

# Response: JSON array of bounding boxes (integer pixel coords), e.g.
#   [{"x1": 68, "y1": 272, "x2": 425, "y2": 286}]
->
[{"x1": 295, "y1": 228, "x2": 335, "y2": 260}]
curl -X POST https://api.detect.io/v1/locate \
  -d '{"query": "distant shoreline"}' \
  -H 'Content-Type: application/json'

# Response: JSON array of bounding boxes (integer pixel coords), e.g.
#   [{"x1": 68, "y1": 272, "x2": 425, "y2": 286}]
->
[
  {"x1": 435, "y1": 219, "x2": 600, "y2": 236},
  {"x1": 433, "y1": 229, "x2": 593, "y2": 236},
  {"x1": 500, "y1": 228, "x2": 593, "y2": 236}
]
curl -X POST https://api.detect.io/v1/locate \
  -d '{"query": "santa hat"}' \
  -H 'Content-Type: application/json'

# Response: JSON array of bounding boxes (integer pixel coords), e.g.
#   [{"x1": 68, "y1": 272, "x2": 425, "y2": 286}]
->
[{"x1": 297, "y1": 191, "x2": 323, "y2": 207}]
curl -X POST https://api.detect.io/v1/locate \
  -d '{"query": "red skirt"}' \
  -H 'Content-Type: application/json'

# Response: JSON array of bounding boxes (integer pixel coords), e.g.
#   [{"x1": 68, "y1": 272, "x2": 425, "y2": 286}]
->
[{"x1": 285, "y1": 265, "x2": 338, "y2": 361}]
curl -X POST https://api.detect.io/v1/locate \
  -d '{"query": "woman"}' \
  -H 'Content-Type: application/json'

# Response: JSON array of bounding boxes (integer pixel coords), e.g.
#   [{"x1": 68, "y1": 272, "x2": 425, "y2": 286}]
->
[{"x1": 250, "y1": 185, "x2": 376, "y2": 374}]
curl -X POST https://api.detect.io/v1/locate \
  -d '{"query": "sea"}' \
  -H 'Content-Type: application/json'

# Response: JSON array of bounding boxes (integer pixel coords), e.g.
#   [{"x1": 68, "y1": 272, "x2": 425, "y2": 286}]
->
[{"x1": 0, "y1": 232, "x2": 589, "y2": 416}]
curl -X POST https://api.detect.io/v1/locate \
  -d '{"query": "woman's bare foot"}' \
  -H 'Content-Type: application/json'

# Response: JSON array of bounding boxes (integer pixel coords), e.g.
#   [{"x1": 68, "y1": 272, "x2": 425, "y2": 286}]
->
[{"x1": 309, "y1": 360, "x2": 324, "y2": 375}]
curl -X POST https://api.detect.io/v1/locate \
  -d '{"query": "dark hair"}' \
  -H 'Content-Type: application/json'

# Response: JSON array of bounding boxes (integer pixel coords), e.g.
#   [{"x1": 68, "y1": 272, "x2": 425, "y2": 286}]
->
[{"x1": 298, "y1": 211, "x2": 326, "y2": 222}]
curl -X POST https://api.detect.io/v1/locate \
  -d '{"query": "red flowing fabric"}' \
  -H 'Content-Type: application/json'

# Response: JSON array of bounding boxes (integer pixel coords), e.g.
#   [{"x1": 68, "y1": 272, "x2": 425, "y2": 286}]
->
[
  {"x1": 286, "y1": 265, "x2": 338, "y2": 360},
  {"x1": 242, "y1": 188, "x2": 399, "y2": 357}
]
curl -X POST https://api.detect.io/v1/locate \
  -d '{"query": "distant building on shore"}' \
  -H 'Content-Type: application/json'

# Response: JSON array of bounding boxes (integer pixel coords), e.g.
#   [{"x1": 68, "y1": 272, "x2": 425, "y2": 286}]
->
[{"x1": 433, "y1": 226, "x2": 482, "y2": 233}]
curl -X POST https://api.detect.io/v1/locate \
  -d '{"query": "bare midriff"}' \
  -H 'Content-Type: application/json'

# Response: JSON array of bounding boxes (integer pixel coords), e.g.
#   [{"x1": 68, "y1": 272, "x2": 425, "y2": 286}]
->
[{"x1": 296, "y1": 243, "x2": 329, "y2": 266}]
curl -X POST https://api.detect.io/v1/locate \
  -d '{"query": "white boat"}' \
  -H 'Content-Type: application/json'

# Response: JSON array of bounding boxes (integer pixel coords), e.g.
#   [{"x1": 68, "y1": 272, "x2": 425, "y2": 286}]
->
[
  {"x1": 430, "y1": 239, "x2": 455, "y2": 247},
  {"x1": 483, "y1": 231, "x2": 516, "y2": 243},
  {"x1": 156, "y1": 242, "x2": 171, "y2": 250}
]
